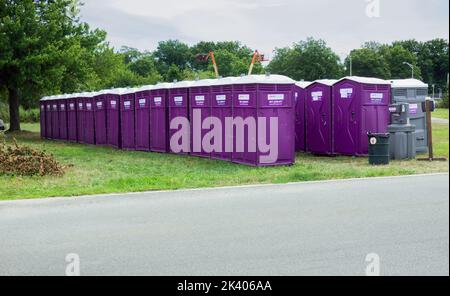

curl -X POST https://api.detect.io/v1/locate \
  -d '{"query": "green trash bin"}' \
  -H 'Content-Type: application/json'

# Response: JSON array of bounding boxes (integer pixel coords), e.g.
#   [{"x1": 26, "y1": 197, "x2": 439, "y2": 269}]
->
[{"x1": 368, "y1": 133, "x2": 390, "y2": 165}]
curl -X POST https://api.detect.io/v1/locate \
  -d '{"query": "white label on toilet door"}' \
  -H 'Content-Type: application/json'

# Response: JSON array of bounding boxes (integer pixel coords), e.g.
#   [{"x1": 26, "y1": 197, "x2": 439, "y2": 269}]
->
[
  {"x1": 96, "y1": 102, "x2": 103, "y2": 108},
  {"x1": 370, "y1": 93, "x2": 383, "y2": 99},
  {"x1": 311, "y1": 91, "x2": 323, "y2": 101},
  {"x1": 139, "y1": 99, "x2": 146, "y2": 107},
  {"x1": 216, "y1": 95, "x2": 226, "y2": 105},
  {"x1": 340, "y1": 88, "x2": 353, "y2": 98}
]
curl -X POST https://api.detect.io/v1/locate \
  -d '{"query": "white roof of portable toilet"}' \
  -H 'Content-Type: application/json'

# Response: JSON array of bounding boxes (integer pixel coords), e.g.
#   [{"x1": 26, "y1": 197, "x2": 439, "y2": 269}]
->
[
  {"x1": 153, "y1": 82, "x2": 173, "y2": 90},
  {"x1": 337, "y1": 76, "x2": 390, "y2": 85},
  {"x1": 312, "y1": 79, "x2": 338, "y2": 86},
  {"x1": 390, "y1": 79, "x2": 428, "y2": 88},
  {"x1": 234, "y1": 74, "x2": 296, "y2": 85},
  {"x1": 295, "y1": 81, "x2": 312, "y2": 89},
  {"x1": 210, "y1": 77, "x2": 238, "y2": 86},
  {"x1": 191, "y1": 79, "x2": 215, "y2": 87},
  {"x1": 121, "y1": 88, "x2": 138, "y2": 95},
  {"x1": 169, "y1": 80, "x2": 194, "y2": 89},
  {"x1": 137, "y1": 85, "x2": 155, "y2": 91}
]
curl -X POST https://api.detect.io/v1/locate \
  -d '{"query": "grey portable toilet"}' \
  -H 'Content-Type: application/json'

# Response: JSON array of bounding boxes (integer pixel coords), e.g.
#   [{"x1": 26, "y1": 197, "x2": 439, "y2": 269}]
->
[{"x1": 390, "y1": 79, "x2": 429, "y2": 154}]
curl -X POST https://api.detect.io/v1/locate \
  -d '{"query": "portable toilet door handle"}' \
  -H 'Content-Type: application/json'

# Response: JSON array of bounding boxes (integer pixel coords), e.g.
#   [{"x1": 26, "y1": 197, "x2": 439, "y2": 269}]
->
[
  {"x1": 351, "y1": 111, "x2": 356, "y2": 122},
  {"x1": 322, "y1": 113, "x2": 327, "y2": 126}
]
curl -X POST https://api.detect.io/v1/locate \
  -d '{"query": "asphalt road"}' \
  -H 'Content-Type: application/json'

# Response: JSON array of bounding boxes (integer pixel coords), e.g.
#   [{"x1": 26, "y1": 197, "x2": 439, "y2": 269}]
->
[{"x1": 0, "y1": 174, "x2": 448, "y2": 276}]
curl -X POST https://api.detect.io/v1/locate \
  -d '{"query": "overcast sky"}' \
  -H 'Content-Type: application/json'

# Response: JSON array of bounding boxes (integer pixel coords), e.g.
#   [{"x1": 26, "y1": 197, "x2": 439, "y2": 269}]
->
[{"x1": 80, "y1": 0, "x2": 449, "y2": 59}]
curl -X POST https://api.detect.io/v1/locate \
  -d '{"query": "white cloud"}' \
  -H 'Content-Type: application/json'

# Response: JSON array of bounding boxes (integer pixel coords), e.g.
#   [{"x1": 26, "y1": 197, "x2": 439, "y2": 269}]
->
[{"x1": 80, "y1": 0, "x2": 449, "y2": 57}]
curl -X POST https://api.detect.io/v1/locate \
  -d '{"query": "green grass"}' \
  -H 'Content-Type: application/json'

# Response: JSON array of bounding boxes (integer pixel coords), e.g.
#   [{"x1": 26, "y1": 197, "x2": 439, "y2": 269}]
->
[
  {"x1": 433, "y1": 108, "x2": 449, "y2": 120},
  {"x1": 1, "y1": 123, "x2": 448, "y2": 200}
]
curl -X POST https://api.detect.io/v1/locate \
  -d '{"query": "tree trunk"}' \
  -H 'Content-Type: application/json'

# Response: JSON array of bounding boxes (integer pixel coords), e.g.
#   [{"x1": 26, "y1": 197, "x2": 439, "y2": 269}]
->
[{"x1": 7, "y1": 87, "x2": 20, "y2": 132}]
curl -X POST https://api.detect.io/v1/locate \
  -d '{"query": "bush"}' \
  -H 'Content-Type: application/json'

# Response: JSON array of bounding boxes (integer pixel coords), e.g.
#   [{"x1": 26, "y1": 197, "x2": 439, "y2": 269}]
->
[
  {"x1": 0, "y1": 104, "x2": 40, "y2": 123},
  {"x1": 437, "y1": 93, "x2": 449, "y2": 109},
  {"x1": 0, "y1": 138, "x2": 65, "y2": 176}
]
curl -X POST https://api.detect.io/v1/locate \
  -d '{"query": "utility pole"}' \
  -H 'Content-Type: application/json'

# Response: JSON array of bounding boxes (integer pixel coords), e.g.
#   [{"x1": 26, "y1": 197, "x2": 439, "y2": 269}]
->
[{"x1": 403, "y1": 62, "x2": 414, "y2": 78}]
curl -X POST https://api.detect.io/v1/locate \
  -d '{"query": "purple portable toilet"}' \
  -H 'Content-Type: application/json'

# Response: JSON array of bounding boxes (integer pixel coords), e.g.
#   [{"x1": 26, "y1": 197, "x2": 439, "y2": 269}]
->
[
  {"x1": 120, "y1": 88, "x2": 137, "y2": 150},
  {"x1": 210, "y1": 77, "x2": 235, "y2": 161},
  {"x1": 45, "y1": 97, "x2": 53, "y2": 139},
  {"x1": 190, "y1": 79, "x2": 214, "y2": 158},
  {"x1": 168, "y1": 81, "x2": 193, "y2": 154},
  {"x1": 39, "y1": 97, "x2": 48, "y2": 139},
  {"x1": 51, "y1": 96, "x2": 60, "y2": 140},
  {"x1": 306, "y1": 79, "x2": 337, "y2": 155},
  {"x1": 333, "y1": 76, "x2": 391, "y2": 156},
  {"x1": 105, "y1": 88, "x2": 125, "y2": 149},
  {"x1": 76, "y1": 95, "x2": 85, "y2": 143},
  {"x1": 94, "y1": 91, "x2": 108, "y2": 146},
  {"x1": 83, "y1": 92, "x2": 96, "y2": 145},
  {"x1": 232, "y1": 75, "x2": 296, "y2": 166},
  {"x1": 135, "y1": 85, "x2": 153, "y2": 151},
  {"x1": 294, "y1": 81, "x2": 311, "y2": 152},
  {"x1": 58, "y1": 94, "x2": 69, "y2": 141},
  {"x1": 67, "y1": 93, "x2": 78, "y2": 142},
  {"x1": 150, "y1": 83, "x2": 172, "y2": 153}
]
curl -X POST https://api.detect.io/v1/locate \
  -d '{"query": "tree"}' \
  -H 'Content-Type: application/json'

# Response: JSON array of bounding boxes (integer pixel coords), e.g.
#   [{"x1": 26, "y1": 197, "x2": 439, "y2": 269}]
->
[
  {"x1": 267, "y1": 38, "x2": 344, "y2": 81},
  {"x1": 345, "y1": 48, "x2": 391, "y2": 78},
  {"x1": 0, "y1": 0, "x2": 107, "y2": 131},
  {"x1": 154, "y1": 40, "x2": 191, "y2": 75},
  {"x1": 381, "y1": 45, "x2": 421, "y2": 79}
]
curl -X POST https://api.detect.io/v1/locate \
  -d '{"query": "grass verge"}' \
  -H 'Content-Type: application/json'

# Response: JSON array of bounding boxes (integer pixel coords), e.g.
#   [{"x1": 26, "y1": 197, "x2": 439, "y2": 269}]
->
[{"x1": 1, "y1": 123, "x2": 448, "y2": 200}]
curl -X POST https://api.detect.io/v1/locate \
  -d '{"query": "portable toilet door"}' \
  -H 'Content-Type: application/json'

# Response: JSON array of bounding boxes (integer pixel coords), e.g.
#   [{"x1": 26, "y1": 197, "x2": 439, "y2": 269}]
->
[
  {"x1": 94, "y1": 91, "x2": 108, "y2": 146},
  {"x1": 40, "y1": 97, "x2": 47, "y2": 139},
  {"x1": 45, "y1": 98, "x2": 53, "y2": 139},
  {"x1": 168, "y1": 81, "x2": 192, "y2": 154},
  {"x1": 306, "y1": 80, "x2": 337, "y2": 155},
  {"x1": 135, "y1": 86, "x2": 152, "y2": 151},
  {"x1": 257, "y1": 75, "x2": 296, "y2": 166},
  {"x1": 390, "y1": 79, "x2": 429, "y2": 154},
  {"x1": 333, "y1": 77, "x2": 390, "y2": 156},
  {"x1": 190, "y1": 79, "x2": 213, "y2": 158},
  {"x1": 67, "y1": 94, "x2": 78, "y2": 142},
  {"x1": 58, "y1": 95, "x2": 69, "y2": 141},
  {"x1": 84, "y1": 93, "x2": 96, "y2": 145},
  {"x1": 232, "y1": 76, "x2": 259, "y2": 166},
  {"x1": 150, "y1": 83, "x2": 171, "y2": 153},
  {"x1": 106, "y1": 89, "x2": 123, "y2": 149},
  {"x1": 120, "y1": 89, "x2": 137, "y2": 150},
  {"x1": 294, "y1": 81, "x2": 310, "y2": 152},
  {"x1": 51, "y1": 96, "x2": 60, "y2": 140},
  {"x1": 211, "y1": 77, "x2": 234, "y2": 162},
  {"x1": 76, "y1": 95, "x2": 85, "y2": 143}
]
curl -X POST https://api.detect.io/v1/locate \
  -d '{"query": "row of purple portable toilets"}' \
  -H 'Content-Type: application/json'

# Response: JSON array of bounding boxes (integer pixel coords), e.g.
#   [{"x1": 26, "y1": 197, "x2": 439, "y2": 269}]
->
[
  {"x1": 39, "y1": 75, "x2": 300, "y2": 167},
  {"x1": 39, "y1": 75, "x2": 392, "y2": 166}
]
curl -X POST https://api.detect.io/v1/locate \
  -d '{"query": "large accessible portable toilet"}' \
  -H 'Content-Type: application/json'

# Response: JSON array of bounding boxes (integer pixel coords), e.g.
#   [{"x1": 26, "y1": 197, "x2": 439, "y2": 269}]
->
[
  {"x1": 168, "y1": 81, "x2": 192, "y2": 154},
  {"x1": 294, "y1": 81, "x2": 311, "y2": 152},
  {"x1": 306, "y1": 80, "x2": 337, "y2": 155},
  {"x1": 390, "y1": 79, "x2": 429, "y2": 154},
  {"x1": 150, "y1": 83, "x2": 171, "y2": 153},
  {"x1": 105, "y1": 89, "x2": 124, "y2": 149},
  {"x1": 190, "y1": 79, "x2": 214, "y2": 158},
  {"x1": 135, "y1": 85, "x2": 153, "y2": 151},
  {"x1": 40, "y1": 97, "x2": 47, "y2": 139},
  {"x1": 120, "y1": 88, "x2": 137, "y2": 150},
  {"x1": 83, "y1": 92, "x2": 96, "y2": 145},
  {"x1": 333, "y1": 76, "x2": 391, "y2": 156},
  {"x1": 51, "y1": 96, "x2": 60, "y2": 140},
  {"x1": 58, "y1": 94, "x2": 68, "y2": 141},
  {"x1": 67, "y1": 94, "x2": 78, "y2": 142},
  {"x1": 76, "y1": 95, "x2": 85, "y2": 143},
  {"x1": 94, "y1": 91, "x2": 108, "y2": 146},
  {"x1": 210, "y1": 77, "x2": 235, "y2": 161},
  {"x1": 232, "y1": 75, "x2": 296, "y2": 166}
]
